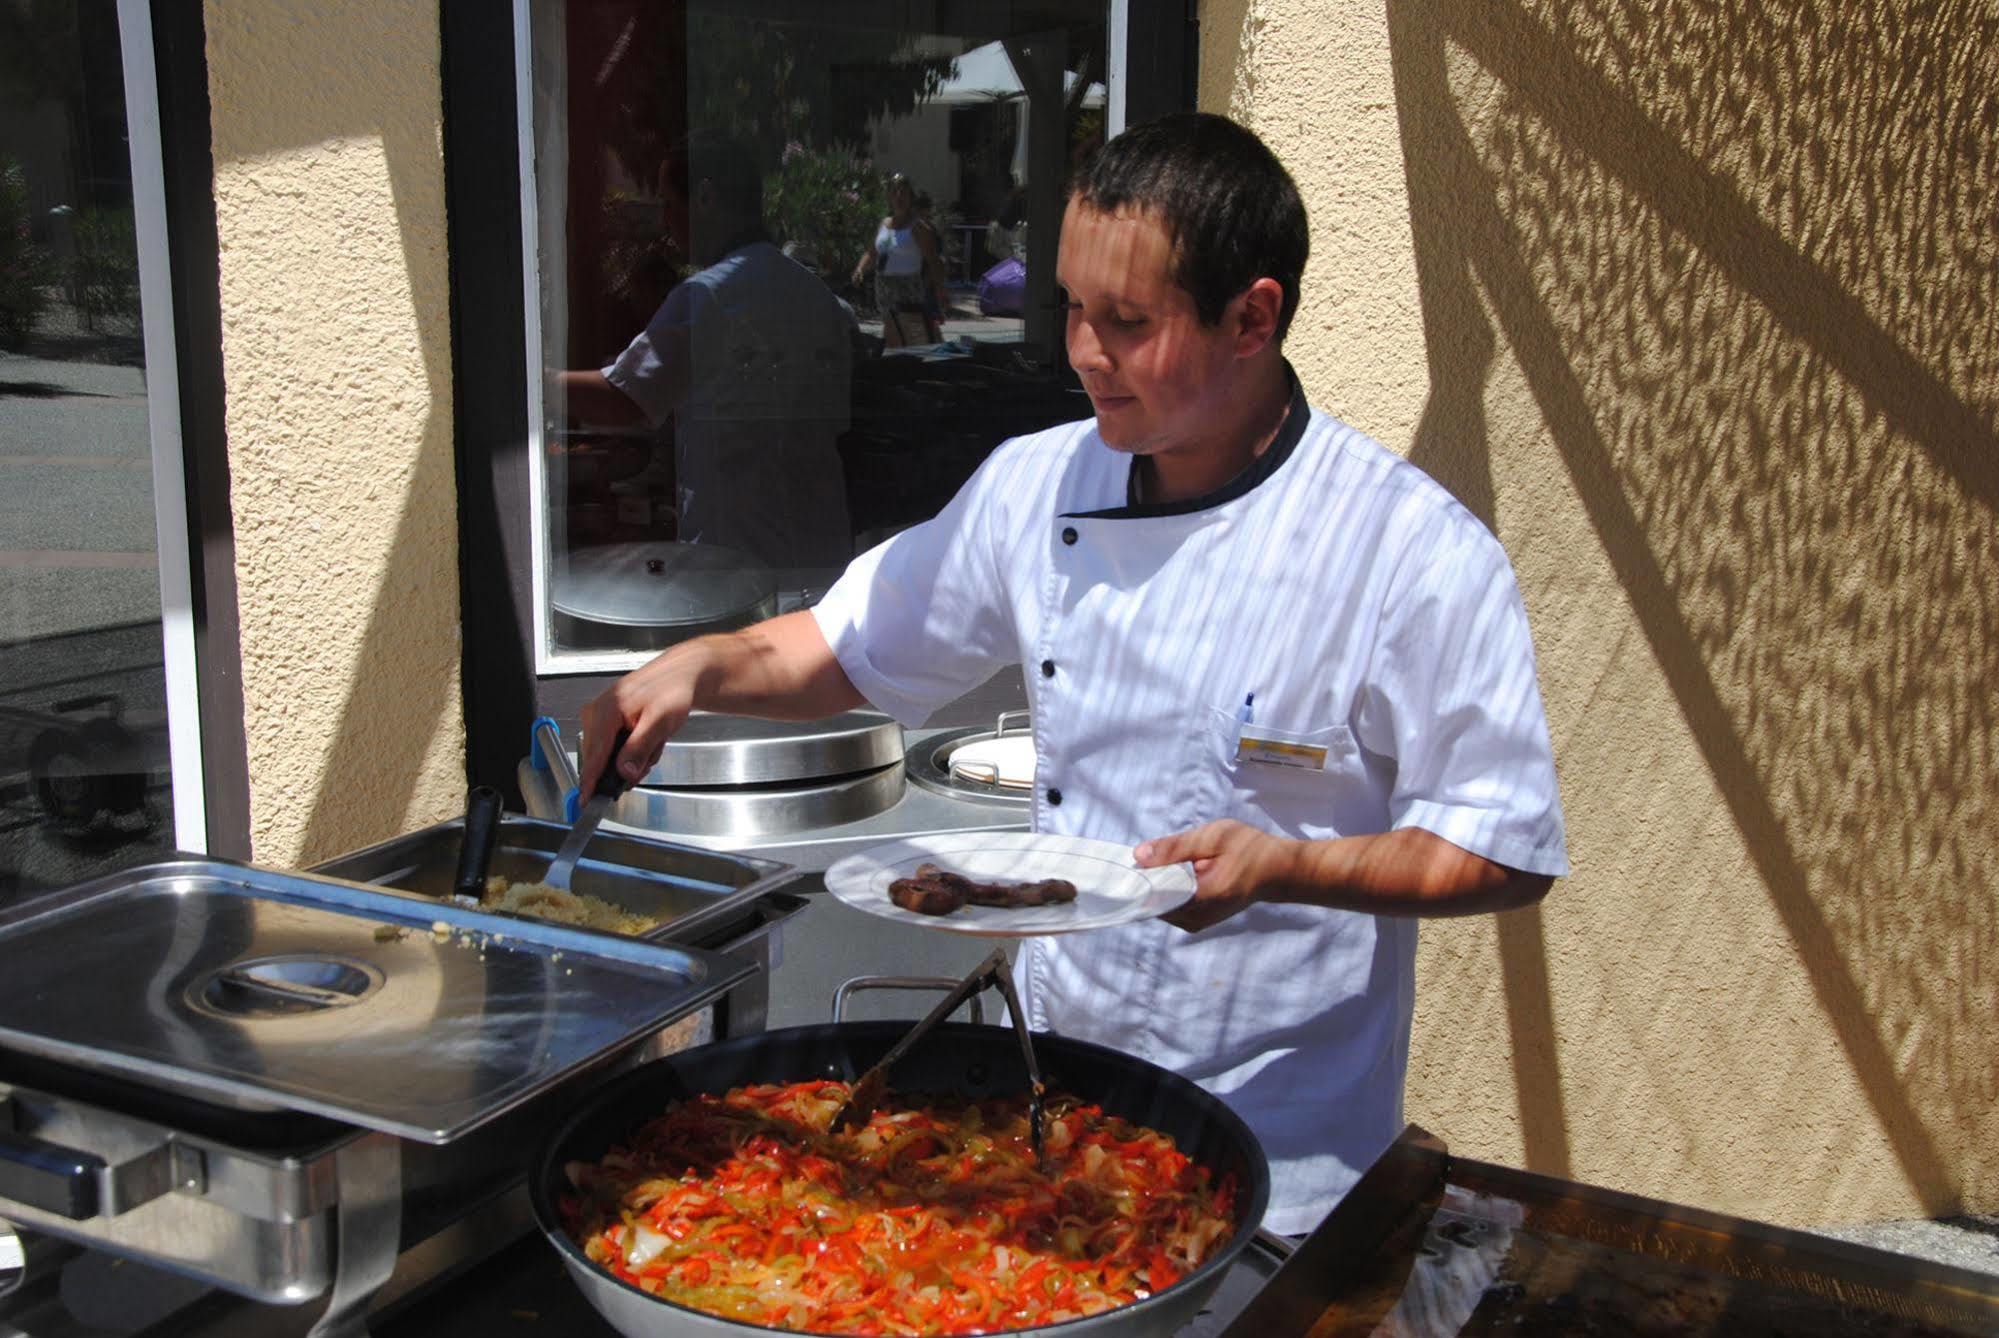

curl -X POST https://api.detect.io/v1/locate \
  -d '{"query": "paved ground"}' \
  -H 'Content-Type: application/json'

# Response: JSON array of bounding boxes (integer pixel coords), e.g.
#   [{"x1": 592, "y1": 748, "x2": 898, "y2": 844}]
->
[
  {"x1": 0, "y1": 320, "x2": 179, "y2": 905},
  {"x1": 1812, "y1": 1215, "x2": 1999, "y2": 1279},
  {"x1": 854, "y1": 288, "x2": 1030, "y2": 347}
]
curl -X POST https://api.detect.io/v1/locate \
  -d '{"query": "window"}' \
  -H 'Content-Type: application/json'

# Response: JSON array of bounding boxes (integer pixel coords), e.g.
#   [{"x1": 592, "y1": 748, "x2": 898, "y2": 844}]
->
[
  {"x1": 520, "y1": 1, "x2": 1117, "y2": 671},
  {"x1": 0, "y1": 1, "x2": 205, "y2": 896}
]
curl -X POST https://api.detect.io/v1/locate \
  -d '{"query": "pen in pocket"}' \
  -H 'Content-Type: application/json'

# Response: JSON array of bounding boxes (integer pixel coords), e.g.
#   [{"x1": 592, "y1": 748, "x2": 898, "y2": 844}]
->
[{"x1": 1237, "y1": 692, "x2": 1256, "y2": 725}]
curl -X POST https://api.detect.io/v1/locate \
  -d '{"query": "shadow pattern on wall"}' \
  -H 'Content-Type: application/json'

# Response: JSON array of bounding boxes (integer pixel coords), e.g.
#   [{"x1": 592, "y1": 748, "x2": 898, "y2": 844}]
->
[{"x1": 1387, "y1": 0, "x2": 1996, "y2": 1213}]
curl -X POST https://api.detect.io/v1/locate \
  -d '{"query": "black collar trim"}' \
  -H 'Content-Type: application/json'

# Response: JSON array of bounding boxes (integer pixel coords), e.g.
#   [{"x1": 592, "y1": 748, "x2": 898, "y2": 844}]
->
[{"x1": 1063, "y1": 367, "x2": 1310, "y2": 520}]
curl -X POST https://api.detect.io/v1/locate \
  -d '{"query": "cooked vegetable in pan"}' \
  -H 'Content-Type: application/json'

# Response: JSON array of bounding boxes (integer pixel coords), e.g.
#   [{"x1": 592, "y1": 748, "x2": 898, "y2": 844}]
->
[{"x1": 560, "y1": 1078, "x2": 1239, "y2": 1334}]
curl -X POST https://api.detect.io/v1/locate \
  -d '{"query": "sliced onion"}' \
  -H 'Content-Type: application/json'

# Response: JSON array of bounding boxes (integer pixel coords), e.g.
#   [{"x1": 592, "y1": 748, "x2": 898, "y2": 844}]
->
[{"x1": 624, "y1": 1223, "x2": 671, "y2": 1268}]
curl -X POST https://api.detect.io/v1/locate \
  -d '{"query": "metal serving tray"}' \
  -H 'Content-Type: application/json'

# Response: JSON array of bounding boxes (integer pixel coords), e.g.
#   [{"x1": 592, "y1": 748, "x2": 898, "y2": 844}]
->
[
  {"x1": 311, "y1": 814, "x2": 797, "y2": 946},
  {"x1": 0, "y1": 860, "x2": 754, "y2": 1144}
]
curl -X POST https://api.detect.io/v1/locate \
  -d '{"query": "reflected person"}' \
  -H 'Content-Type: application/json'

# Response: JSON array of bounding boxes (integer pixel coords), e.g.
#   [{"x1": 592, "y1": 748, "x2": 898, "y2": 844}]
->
[
  {"x1": 851, "y1": 172, "x2": 945, "y2": 349},
  {"x1": 559, "y1": 131, "x2": 855, "y2": 573}
]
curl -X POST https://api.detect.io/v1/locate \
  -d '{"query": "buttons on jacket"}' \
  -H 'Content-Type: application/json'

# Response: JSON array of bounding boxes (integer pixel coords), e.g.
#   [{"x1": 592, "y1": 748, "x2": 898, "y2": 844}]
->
[
  {"x1": 1061, "y1": 526, "x2": 1078, "y2": 545},
  {"x1": 1040, "y1": 659, "x2": 1055, "y2": 678},
  {"x1": 1046, "y1": 787, "x2": 1063, "y2": 806}
]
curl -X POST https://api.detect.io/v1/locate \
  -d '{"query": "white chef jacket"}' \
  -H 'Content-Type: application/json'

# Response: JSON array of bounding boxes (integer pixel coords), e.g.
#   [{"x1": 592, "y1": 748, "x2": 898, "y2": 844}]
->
[
  {"x1": 604, "y1": 239, "x2": 854, "y2": 571},
  {"x1": 811, "y1": 380, "x2": 1568, "y2": 1235}
]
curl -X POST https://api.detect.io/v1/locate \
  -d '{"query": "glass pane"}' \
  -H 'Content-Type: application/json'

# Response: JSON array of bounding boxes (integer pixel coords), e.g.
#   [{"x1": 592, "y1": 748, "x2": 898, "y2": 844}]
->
[
  {"x1": 531, "y1": 0, "x2": 1106, "y2": 659},
  {"x1": 0, "y1": 2, "x2": 176, "y2": 901}
]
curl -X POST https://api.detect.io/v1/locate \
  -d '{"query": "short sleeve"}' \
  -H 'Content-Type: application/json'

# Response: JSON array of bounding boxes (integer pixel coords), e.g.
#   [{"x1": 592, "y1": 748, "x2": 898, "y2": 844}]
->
[
  {"x1": 1358, "y1": 517, "x2": 1569, "y2": 877},
  {"x1": 810, "y1": 453, "x2": 1022, "y2": 727},
  {"x1": 602, "y1": 282, "x2": 702, "y2": 428}
]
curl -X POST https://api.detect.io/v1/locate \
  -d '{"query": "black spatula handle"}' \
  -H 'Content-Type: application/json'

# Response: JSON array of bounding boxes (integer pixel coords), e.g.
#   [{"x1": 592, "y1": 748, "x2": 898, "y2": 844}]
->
[{"x1": 452, "y1": 785, "x2": 504, "y2": 900}]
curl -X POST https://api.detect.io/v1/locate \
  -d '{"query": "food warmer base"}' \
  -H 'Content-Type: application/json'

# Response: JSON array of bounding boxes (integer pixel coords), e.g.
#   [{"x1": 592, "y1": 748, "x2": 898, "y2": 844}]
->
[{"x1": 0, "y1": 828, "x2": 804, "y2": 1338}]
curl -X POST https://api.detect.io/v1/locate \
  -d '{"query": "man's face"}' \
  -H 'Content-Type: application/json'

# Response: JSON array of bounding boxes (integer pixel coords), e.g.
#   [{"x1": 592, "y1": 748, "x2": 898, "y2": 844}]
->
[{"x1": 1057, "y1": 200, "x2": 1241, "y2": 459}]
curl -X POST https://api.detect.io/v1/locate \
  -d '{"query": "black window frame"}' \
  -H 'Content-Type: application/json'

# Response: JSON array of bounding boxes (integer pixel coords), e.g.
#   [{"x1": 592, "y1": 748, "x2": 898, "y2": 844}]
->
[{"x1": 152, "y1": 0, "x2": 251, "y2": 857}]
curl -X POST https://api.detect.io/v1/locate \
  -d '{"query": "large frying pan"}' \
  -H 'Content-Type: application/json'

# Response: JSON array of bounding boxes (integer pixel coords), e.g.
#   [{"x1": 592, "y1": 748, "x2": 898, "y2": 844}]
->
[{"x1": 532, "y1": 1021, "x2": 1271, "y2": 1337}]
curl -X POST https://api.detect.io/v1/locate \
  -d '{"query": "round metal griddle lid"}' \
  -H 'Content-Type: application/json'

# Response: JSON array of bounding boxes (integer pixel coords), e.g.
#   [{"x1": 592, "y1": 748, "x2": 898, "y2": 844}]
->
[
  {"x1": 635, "y1": 710, "x2": 904, "y2": 787},
  {"x1": 553, "y1": 542, "x2": 776, "y2": 630}
]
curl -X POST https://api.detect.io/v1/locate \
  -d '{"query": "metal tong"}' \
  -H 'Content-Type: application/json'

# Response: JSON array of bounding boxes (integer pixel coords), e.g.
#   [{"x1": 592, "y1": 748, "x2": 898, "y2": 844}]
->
[{"x1": 830, "y1": 947, "x2": 1048, "y2": 1158}]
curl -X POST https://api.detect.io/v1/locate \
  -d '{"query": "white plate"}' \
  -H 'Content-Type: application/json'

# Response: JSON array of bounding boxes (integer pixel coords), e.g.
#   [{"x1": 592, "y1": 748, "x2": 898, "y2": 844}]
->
[{"x1": 823, "y1": 833, "x2": 1195, "y2": 937}]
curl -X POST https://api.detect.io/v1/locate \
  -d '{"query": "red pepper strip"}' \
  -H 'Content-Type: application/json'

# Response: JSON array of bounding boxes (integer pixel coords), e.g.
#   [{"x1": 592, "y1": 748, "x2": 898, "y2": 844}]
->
[{"x1": 954, "y1": 1270, "x2": 997, "y2": 1320}]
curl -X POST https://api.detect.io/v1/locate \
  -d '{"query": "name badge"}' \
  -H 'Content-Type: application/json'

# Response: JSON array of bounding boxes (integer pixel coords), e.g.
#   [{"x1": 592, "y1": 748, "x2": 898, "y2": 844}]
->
[{"x1": 1235, "y1": 729, "x2": 1329, "y2": 771}]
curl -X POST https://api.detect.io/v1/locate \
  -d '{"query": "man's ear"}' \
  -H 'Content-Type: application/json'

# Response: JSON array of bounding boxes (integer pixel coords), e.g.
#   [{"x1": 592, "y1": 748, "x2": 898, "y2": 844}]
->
[{"x1": 1233, "y1": 277, "x2": 1285, "y2": 358}]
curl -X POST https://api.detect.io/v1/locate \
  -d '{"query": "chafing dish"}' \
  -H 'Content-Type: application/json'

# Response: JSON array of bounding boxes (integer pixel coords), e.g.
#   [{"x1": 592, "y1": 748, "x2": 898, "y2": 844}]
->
[
  {"x1": 311, "y1": 812, "x2": 800, "y2": 1037},
  {"x1": 0, "y1": 834, "x2": 801, "y2": 1338}
]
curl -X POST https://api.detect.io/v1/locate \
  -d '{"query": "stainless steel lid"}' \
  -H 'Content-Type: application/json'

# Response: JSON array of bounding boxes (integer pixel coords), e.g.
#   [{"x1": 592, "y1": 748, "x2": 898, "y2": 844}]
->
[
  {"x1": 615, "y1": 710, "x2": 905, "y2": 787},
  {"x1": 552, "y1": 542, "x2": 776, "y2": 631},
  {"x1": 0, "y1": 860, "x2": 753, "y2": 1143}
]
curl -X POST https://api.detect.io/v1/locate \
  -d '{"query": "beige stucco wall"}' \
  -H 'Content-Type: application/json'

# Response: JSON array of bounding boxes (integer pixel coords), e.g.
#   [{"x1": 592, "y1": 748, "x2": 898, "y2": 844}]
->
[
  {"x1": 1203, "y1": 0, "x2": 1997, "y2": 1224},
  {"x1": 205, "y1": 2, "x2": 463, "y2": 865}
]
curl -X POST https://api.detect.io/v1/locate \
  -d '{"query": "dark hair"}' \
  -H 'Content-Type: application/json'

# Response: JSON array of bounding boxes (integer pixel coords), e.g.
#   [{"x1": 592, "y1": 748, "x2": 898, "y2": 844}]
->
[{"x1": 1071, "y1": 113, "x2": 1308, "y2": 340}]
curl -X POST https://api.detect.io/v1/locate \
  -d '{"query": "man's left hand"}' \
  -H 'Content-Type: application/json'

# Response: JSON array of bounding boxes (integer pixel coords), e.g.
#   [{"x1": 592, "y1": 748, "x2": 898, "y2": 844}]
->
[{"x1": 1135, "y1": 820, "x2": 1298, "y2": 932}]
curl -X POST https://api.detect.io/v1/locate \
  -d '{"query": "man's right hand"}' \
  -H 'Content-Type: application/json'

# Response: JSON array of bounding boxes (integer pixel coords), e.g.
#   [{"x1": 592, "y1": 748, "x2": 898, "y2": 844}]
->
[
  {"x1": 573, "y1": 611, "x2": 869, "y2": 802},
  {"x1": 576, "y1": 645, "x2": 710, "y2": 800}
]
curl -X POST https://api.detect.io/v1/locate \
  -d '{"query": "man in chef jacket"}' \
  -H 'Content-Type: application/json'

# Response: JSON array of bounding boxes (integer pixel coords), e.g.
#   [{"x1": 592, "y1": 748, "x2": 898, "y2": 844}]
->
[{"x1": 578, "y1": 113, "x2": 1568, "y2": 1236}]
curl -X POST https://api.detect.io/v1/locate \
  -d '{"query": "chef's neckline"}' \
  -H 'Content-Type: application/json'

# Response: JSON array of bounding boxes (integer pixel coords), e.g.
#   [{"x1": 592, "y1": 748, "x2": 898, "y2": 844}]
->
[{"x1": 1064, "y1": 364, "x2": 1310, "y2": 520}]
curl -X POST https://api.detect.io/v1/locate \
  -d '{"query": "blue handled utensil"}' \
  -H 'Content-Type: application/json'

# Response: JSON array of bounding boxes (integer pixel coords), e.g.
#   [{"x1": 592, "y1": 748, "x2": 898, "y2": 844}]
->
[{"x1": 541, "y1": 729, "x2": 630, "y2": 891}]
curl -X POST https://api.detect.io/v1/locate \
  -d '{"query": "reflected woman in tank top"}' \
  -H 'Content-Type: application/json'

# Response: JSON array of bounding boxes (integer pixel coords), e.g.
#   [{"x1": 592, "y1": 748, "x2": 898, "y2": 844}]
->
[{"x1": 852, "y1": 173, "x2": 944, "y2": 348}]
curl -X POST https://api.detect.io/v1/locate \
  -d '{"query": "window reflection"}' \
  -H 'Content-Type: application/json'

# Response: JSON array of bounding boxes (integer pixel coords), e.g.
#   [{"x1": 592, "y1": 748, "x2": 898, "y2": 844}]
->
[
  {"x1": 532, "y1": 2, "x2": 1106, "y2": 658},
  {"x1": 0, "y1": 1, "x2": 174, "y2": 901}
]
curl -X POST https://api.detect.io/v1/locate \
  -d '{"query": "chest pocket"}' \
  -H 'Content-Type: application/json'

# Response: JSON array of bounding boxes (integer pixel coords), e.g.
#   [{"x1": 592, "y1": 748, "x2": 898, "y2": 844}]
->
[{"x1": 1191, "y1": 706, "x2": 1379, "y2": 838}]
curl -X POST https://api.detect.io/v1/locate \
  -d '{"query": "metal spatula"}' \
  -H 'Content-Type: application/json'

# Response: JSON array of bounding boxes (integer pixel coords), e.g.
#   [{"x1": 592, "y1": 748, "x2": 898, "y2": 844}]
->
[
  {"x1": 542, "y1": 729, "x2": 630, "y2": 892},
  {"x1": 832, "y1": 946, "x2": 1047, "y2": 1158}
]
